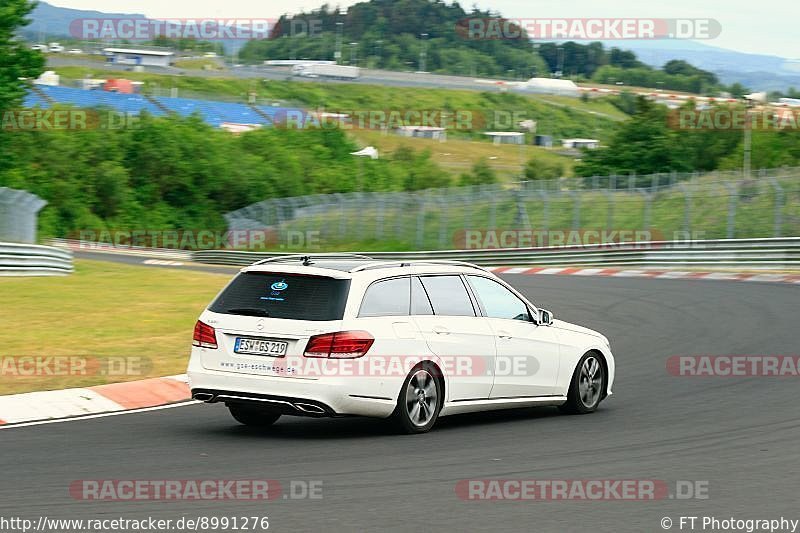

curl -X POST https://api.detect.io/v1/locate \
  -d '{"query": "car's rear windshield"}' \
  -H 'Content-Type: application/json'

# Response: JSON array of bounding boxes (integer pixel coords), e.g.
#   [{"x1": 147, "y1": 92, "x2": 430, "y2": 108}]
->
[{"x1": 209, "y1": 272, "x2": 350, "y2": 321}]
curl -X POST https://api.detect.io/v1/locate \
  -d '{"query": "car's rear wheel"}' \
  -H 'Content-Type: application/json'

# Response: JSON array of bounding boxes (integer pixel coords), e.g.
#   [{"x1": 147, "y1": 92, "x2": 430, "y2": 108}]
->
[
  {"x1": 227, "y1": 404, "x2": 281, "y2": 427},
  {"x1": 393, "y1": 366, "x2": 442, "y2": 434},
  {"x1": 560, "y1": 352, "x2": 605, "y2": 414}
]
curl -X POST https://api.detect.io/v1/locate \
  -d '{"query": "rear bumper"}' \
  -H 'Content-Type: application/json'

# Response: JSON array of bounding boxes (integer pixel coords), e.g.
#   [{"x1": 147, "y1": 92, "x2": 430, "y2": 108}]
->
[
  {"x1": 188, "y1": 363, "x2": 397, "y2": 419},
  {"x1": 191, "y1": 388, "x2": 339, "y2": 417}
]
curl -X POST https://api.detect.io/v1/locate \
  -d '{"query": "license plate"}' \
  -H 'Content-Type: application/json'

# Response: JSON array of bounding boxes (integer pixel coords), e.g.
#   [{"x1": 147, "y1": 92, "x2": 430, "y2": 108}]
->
[{"x1": 234, "y1": 337, "x2": 288, "y2": 357}]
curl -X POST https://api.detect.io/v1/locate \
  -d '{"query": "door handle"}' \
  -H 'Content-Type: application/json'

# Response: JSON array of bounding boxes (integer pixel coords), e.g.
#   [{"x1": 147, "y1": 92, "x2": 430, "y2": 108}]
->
[
  {"x1": 497, "y1": 330, "x2": 513, "y2": 339},
  {"x1": 432, "y1": 326, "x2": 450, "y2": 335}
]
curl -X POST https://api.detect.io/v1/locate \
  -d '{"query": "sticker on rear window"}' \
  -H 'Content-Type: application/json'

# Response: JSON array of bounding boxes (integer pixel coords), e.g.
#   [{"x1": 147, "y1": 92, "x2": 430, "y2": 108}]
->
[{"x1": 262, "y1": 279, "x2": 288, "y2": 302}]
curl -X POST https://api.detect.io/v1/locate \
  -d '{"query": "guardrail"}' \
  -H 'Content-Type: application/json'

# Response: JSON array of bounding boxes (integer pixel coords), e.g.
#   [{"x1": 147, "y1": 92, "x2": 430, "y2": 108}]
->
[
  {"x1": 50, "y1": 239, "x2": 193, "y2": 261},
  {"x1": 191, "y1": 238, "x2": 800, "y2": 270},
  {"x1": 0, "y1": 242, "x2": 73, "y2": 276}
]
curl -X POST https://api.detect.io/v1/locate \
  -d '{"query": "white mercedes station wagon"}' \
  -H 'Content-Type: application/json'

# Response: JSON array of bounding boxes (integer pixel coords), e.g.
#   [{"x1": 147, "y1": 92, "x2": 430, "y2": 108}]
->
[{"x1": 188, "y1": 255, "x2": 614, "y2": 433}]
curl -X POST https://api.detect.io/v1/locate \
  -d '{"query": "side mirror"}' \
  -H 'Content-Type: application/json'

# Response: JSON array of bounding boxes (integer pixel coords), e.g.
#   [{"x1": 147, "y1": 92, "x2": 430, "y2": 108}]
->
[{"x1": 537, "y1": 308, "x2": 554, "y2": 326}]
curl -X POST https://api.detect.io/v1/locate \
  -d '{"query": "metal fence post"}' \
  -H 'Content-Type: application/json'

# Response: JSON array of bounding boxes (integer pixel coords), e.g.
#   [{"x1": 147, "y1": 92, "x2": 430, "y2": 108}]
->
[
  {"x1": 538, "y1": 190, "x2": 549, "y2": 234},
  {"x1": 462, "y1": 189, "x2": 473, "y2": 233},
  {"x1": 677, "y1": 182, "x2": 691, "y2": 236},
  {"x1": 376, "y1": 194, "x2": 385, "y2": 241},
  {"x1": 395, "y1": 193, "x2": 406, "y2": 242},
  {"x1": 356, "y1": 193, "x2": 367, "y2": 242},
  {"x1": 723, "y1": 182, "x2": 738, "y2": 239},
  {"x1": 606, "y1": 174, "x2": 616, "y2": 229},
  {"x1": 513, "y1": 186, "x2": 531, "y2": 229},
  {"x1": 640, "y1": 190, "x2": 652, "y2": 231},
  {"x1": 438, "y1": 193, "x2": 449, "y2": 249},
  {"x1": 336, "y1": 193, "x2": 347, "y2": 242},
  {"x1": 416, "y1": 194, "x2": 426, "y2": 249},
  {"x1": 768, "y1": 175, "x2": 784, "y2": 237},
  {"x1": 569, "y1": 190, "x2": 581, "y2": 230},
  {"x1": 488, "y1": 191, "x2": 498, "y2": 231}
]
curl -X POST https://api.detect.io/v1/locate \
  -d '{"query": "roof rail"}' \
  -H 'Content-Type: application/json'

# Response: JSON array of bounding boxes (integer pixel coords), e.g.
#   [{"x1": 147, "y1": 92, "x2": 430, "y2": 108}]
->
[
  {"x1": 349, "y1": 260, "x2": 488, "y2": 273},
  {"x1": 251, "y1": 253, "x2": 374, "y2": 266}
]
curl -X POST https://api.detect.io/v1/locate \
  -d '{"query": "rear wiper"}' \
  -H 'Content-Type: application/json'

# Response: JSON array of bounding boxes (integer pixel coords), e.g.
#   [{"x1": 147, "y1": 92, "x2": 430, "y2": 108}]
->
[{"x1": 225, "y1": 307, "x2": 270, "y2": 317}]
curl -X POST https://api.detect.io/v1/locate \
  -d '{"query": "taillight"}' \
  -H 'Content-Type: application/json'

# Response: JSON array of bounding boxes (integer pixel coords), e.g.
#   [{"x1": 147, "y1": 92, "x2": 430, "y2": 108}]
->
[
  {"x1": 304, "y1": 331, "x2": 374, "y2": 359},
  {"x1": 192, "y1": 321, "x2": 218, "y2": 349}
]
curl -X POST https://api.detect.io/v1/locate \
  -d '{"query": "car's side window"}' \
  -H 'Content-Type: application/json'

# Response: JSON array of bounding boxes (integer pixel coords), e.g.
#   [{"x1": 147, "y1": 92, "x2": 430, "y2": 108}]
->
[
  {"x1": 410, "y1": 276, "x2": 434, "y2": 315},
  {"x1": 467, "y1": 276, "x2": 531, "y2": 322},
  {"x1": 359, "y1": 277, "x2": 410, "y2": 317},
  {"x1": 418, "y1": 275, "x2": 476, "y2": 317}
]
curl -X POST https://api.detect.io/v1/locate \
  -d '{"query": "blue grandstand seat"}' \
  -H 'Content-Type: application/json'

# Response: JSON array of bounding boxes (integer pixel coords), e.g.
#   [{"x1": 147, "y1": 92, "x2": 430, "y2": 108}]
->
[
  {"x1": 25, "y1": 85, "x2": 303, "y2": 130},
  {"x1": 34, "y1": 85, "x2": 165, "y2": 116}
]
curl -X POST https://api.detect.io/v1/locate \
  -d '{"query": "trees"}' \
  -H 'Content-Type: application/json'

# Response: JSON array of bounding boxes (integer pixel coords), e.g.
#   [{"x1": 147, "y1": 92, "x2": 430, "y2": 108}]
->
[
  {"x1": 575, "y1": 97, "x2": 695, "y2": 180},
  {"x1": 239, "y1": 0, "x2": 549, "y2": 77},
  {"x1": 0, "y1": 111, "x2": 461, "y2": 238},
  {"x1": 524, "y1": 158, "x2": 564, "y2": 180},
  {"x1": 0, "y1": 0, "x2": 45, "y2": 173},
  {"x1": 0, "y1": 0, "x2": 44, "y2": 113},
  {"x1": 459, "y1": 158, "x2": 497, "y2": 185}
]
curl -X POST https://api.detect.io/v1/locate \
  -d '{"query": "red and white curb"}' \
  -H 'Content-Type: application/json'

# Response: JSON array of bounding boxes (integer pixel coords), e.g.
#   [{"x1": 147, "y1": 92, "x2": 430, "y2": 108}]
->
[
  {"x1": 487, "y1": 266, "x2": 800, "y2": 285},
  {"x1": 0, "y1": 375, "x2": 191, "y2": 427}
]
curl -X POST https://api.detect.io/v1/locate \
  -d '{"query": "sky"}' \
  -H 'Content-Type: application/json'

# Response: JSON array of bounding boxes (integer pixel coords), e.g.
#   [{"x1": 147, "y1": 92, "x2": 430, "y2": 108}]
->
[{"x1": 47, "y1": 0, "x2": 798, "y2": 58}]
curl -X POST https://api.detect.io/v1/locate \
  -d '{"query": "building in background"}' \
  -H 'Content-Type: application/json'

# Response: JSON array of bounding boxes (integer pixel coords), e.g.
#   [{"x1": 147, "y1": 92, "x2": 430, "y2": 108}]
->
[
  {"x1": 562, "y1": 138, "x2": 600, "y2": 149},
  {"x1": 103, "y1": 47, "x2": 174, "y2": 68},
  {"x1": 484, "y1": 131, "x2": 525, "y2": 145}
]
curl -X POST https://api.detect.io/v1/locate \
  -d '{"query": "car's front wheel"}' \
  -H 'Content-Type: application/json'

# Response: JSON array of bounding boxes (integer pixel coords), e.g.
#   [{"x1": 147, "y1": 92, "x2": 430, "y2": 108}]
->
[
  {"x1": 560, "y1": 352, "x2": 606, "y2": 414},
  {"x1": 227, "y1": 404, "x2": 281, "y2": 427},
  {"x1": 393, "y1": 366, "x2": 442, "y2": 434}
]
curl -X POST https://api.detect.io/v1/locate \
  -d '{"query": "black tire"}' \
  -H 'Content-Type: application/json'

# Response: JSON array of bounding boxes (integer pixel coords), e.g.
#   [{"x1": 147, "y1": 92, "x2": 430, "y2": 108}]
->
[
  {"x1": 228, "y1": 404, "x2": 281, "y2": 427},
  {"x1": 559, "y1": 352, "x2": 606, "y2": 414},
  {"x1": 392, "y1": 365, "x2": 442, "y2": 434}
]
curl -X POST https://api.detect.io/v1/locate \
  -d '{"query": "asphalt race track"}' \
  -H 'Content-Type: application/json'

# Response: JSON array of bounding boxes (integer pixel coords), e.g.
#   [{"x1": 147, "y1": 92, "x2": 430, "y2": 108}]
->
[{"x1": 2, "y1": 272, "x2": 799, "y2": 532}]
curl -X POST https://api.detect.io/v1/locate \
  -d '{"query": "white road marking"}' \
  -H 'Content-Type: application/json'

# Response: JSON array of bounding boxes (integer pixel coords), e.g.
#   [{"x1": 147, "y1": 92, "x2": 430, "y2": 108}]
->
[
  {"x1": 573, "y1": 268, "x2": 606, "y2": 276},
  {"x1": 741, "y1": 274, "x2": 787, "y2": 282},
  {"x1": 0, "y1": 401, "x2": 198, "y2": 430},
  {"x1": 655, "y1": 271, "x2": 692, "y2": 278},
  {"x1": 612, "y1": 270, "x2": 649, "y2": 277},
  {"x1": 536, "y1": 267, "x2": 567, "y2": 275}
]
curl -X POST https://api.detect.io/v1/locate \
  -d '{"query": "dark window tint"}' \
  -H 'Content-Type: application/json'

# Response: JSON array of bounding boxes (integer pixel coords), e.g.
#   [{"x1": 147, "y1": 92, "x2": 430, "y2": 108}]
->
[
  {"x1": 209, "y1": 273, "x2": 349, "y2": 321},
  {"x1": 419, "y1": 276, "x2": 476, "y2": 317},
  {"x1": 360, "y1": 277, "x2": 410, "y2": 317},
  {"x1": 411, "y1": 276, "x2": 434, "y2": 315},
  {"x1": 467, "y1": 276, "x2": 531, "y2": 321}
]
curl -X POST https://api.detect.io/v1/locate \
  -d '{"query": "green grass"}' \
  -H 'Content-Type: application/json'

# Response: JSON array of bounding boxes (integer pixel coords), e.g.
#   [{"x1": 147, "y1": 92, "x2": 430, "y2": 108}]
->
[
  {"x1": 173, "y1": 58, "x2": 226, "y2": 71},
  {"x1": 350, "y1": 130, "x2": 575, "y2": 182},
  {"x1": 0, "y1": 259, "x2": 233, "y2": 395},
  {"x1": 51, "y1": 66, "x2": 621, "y2": 141}
]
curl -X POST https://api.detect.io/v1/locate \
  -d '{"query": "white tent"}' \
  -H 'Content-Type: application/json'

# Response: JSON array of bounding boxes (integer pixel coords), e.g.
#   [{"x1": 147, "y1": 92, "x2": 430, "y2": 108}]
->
[
  {"x1": 351, "y1": 146, "x2": 379, "y2": 159},
  {"x1": 513, "y1": 78, "x2": 579, "y2": 96}
]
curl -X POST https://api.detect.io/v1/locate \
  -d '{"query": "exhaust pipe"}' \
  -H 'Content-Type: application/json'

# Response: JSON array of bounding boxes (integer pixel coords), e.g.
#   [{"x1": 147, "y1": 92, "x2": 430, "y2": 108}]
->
[
  {"x1": 294, "y1": 402, "x2": 325, "y2": 414},
  {"x1": 193, "y1": 392, "x2": 215, "y2": 402}
]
